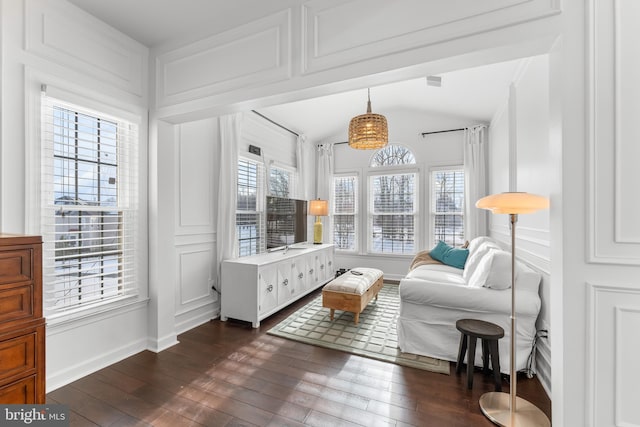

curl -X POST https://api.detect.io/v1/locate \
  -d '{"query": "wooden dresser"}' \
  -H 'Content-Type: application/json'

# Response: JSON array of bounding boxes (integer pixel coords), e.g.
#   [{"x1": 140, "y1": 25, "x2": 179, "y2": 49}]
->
[{"x1": 0, "y1": 234, "x2": 45, "y2": 403}]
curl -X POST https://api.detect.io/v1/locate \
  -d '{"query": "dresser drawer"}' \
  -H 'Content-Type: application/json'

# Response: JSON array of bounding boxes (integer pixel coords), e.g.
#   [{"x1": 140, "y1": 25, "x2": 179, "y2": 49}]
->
[
  {"x1": 0, "y1": 285, "x2": 33, "y2": 324},
  {"x1": 0, "y1": 375, "x2": 37, "y2": 404},
  {"x1": 0, "y1": 330, "x2": 37, "y2": 383},
  {"x1": 0, "y1": 249, "x2": 33, "y2": 286}
]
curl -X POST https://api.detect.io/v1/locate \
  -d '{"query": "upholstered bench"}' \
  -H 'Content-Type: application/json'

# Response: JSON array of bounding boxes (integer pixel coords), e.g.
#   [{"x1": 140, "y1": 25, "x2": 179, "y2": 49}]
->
[{"x1": 322, "y1": 268, "x2": 384, "y2": 325}]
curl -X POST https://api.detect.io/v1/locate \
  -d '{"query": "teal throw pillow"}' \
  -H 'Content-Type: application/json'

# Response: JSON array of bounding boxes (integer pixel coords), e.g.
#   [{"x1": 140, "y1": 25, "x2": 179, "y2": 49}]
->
[{"x1": 429, "y1": 240, "x2": 469, "y2": 269}]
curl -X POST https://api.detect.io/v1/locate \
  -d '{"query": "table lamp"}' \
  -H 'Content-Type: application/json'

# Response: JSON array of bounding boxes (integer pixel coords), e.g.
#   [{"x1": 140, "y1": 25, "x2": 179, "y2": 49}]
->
[{"x1": 309, "y1": 199, "x2": 328, "y2": 244}]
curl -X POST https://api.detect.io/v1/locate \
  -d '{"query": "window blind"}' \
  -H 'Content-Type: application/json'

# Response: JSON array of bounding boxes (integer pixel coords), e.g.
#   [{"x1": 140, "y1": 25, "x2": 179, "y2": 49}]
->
[
  {"x1": 41, "y1": 94, "x2": 139, "y2": 316},
  {"x1": 237, "y1": 157, "x2": 265, "y2": 257},
  {"x1": 370, "y1": 173, "x2": 416, "y2": 254},
  {"x1": 432, "y1": 169, "x2": 465, "y2": 246},
  {"x1": 332, "y1": 175, "x2": 358, "y2": 251}
]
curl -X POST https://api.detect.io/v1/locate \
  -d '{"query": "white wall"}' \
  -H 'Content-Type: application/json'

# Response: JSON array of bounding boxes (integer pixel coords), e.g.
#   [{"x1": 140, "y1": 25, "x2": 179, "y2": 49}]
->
[
  {"x1": 0, "y1": 0, "x2": 150, "y2": 391},
  {"x1": 488, "y1": 54, "x2": 552, "y2": 393}
]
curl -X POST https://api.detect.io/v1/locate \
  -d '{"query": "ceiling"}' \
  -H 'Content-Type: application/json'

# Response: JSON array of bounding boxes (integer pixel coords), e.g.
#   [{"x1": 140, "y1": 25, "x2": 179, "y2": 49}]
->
[{"x1": 68, "y1": 1, "x2": 523, "y2": 142}]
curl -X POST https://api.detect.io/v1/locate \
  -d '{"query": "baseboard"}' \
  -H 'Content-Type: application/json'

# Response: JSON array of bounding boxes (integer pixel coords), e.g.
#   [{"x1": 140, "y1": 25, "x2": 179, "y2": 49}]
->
[
  {"x1": 147, "y1": 333, "x2": 179, "y2": 353},
  {"x1": 46, "y1": 337, "x2": 148, "y2": 393},
  {"x1": 175, "y1": 305, "x2": 220, "y2": 335}
]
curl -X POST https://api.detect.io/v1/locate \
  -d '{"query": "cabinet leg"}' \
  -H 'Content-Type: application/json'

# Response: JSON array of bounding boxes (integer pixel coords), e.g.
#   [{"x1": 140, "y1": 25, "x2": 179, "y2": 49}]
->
[{"x1": 252, "y1": 321, "x2": 260, "y2": 328}]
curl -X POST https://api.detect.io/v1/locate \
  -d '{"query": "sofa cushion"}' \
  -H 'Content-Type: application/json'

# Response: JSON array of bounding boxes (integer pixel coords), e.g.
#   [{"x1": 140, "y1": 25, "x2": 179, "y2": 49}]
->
[
  {"x1": 405, "y1": 264, "x2": 466, "y2": 285},
  {"x1": 429, "y1": 241, "x2": 469, "y2": 269}
]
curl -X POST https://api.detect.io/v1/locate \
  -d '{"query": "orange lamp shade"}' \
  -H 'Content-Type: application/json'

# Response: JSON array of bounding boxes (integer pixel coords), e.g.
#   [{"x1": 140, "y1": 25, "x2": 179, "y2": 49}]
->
[
  {"x1": 309, "y1": 199, "x2": 329, "y2": 216},
  {"x1": 476, "y1": 192, "x2": 549, "y2": 214}
]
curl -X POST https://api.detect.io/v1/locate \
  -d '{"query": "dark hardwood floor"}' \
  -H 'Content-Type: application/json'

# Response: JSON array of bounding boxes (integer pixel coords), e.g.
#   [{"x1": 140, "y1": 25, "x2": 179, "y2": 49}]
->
[{"x1": 47, "y1": 287, "x2": 551, "y2": 426}]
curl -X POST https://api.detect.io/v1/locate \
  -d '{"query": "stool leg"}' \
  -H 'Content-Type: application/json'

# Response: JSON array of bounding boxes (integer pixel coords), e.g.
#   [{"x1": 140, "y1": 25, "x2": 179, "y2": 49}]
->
[
  {"x1": 456, "y1": 333, "x2": 467, "y2": 374},
  {"x1": 489, "y1": 339, "x2": 502, "y2": 392},
  {"x1": 482, "y1": 339, "x2": 490, "y2": 374},
  {"x1": 330, "y1": 309, "x2": 335, "y2": 321},
  {"x1": 467, "y1": 336, "x2": 476, "y2": 389}
]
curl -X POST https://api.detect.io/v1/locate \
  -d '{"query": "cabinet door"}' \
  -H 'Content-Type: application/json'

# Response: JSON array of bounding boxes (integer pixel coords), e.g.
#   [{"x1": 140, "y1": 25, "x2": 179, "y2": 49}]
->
[
  {"x1": 291, "y1": 258, "x2": 306, "y2": 296},
  {"x1": 276, "y1": 261, "x2": 292, "y2": 306},
  {"x1": 258, "y1": 266, "x2": 278, "y2": 315},
  {"x1": 306, "y1": 254, "x2": 319, "y2": 290},
  {"x1": 323, "y1": 249, "x2": 335, "y2": 282}
]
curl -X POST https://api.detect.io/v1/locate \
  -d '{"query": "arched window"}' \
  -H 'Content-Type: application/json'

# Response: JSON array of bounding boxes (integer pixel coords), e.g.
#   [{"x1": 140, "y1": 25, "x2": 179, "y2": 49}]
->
[{"x1": 370, "y1": 144, "x2": 416, "y2": 167}]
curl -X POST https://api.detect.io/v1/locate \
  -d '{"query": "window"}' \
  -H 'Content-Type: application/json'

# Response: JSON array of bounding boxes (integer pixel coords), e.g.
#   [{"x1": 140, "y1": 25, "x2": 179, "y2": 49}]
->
[
  {"x1": 41, "y1": 96, "x2": 138, "y2": 316},
  {"x1": 332, "y1": 175, "x2": 358, "y2": 251},
  {"x1": 237, "y1": 157, "x2": 265, "y2": 257},
  {"x1": 431, "y1": 169, "x2": 465, "y2": 246},
  {"x1": 368, "y1": 144, "x2": 417, "y2": 254},
  {"x1": 269, "y1": 164, "x2": 295, "y2": 198}
]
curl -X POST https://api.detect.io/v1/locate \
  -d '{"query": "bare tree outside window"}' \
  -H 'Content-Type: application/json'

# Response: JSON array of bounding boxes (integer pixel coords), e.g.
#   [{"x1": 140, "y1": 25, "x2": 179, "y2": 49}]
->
[
  {"x1": 432, "y1": 169, "x2": 465, "y2": 246},
  {"x1": 369, "y1": 145, "x2": 417, "y2": 254}
]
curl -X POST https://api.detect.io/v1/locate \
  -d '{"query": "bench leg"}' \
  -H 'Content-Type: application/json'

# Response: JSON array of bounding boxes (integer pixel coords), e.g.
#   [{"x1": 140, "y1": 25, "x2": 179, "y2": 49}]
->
[
  {"x1": 467, "y1": 336, "x2": 476, "y2": 389},
  {"x1": 354, "y1": 312, "x2": 360, "y2": 325},
  {"x1": 330, "y1": 309, "x2": 335, "y2": 321}
]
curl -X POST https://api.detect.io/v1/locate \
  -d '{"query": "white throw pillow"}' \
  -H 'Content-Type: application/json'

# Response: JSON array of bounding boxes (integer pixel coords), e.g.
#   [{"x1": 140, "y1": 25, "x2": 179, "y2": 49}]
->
[
  {"x1": 467, "y1": 249, "x2": 495, "y2": 287},
  {"x1": 483, "y1": 250, "x2": 513, "y2": 290},
  {"x1": 462, "y1": 241, "x2": 501, "y2": 283}
]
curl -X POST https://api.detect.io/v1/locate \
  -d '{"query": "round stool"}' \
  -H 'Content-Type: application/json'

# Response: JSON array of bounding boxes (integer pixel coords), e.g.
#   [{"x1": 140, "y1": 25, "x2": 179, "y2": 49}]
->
[{"x1": 455, "y1": 318, "x2": 504, "y2": 391}]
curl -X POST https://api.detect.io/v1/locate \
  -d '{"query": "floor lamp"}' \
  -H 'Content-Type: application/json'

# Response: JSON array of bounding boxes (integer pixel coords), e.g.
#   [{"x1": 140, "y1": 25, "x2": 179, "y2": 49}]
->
[{"x1": 475, "y1": 192, "x2": 550, "y2": 427}]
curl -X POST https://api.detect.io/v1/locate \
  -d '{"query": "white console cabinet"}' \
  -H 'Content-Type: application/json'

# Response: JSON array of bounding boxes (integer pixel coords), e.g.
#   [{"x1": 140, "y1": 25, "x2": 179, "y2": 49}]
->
[{"x1": 221, "y1": 244, "x2": 335, "y2": 327}]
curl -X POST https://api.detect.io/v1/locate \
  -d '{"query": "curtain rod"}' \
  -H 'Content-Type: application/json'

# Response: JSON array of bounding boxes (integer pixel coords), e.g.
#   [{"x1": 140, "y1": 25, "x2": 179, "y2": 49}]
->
[
  {"x1": 421, "y1": 128, "x2": 465, "y2": 137},
  {"x1": 251, "y1": 110, "x2": 299, "y2": 137}
]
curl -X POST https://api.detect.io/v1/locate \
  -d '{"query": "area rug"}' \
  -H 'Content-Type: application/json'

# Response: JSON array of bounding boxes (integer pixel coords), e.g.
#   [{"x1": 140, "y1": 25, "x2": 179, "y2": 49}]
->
[{"x1": 267, "y1": 283, "x2": 450, "y2": 374}]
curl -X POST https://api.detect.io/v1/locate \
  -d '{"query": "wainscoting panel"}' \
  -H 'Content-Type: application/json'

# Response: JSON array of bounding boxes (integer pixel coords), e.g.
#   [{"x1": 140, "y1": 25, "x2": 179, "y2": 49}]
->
[
  {"x1": 175, "y1": 244, "x2": 215, "y2": 313},
  {"x1": 587, "y1": 283, "x2": 640, "y2": 426},
  {"x1": 301, "y1": 0, "x2": 560, "y2": 74},
  {"x1": 175, "y1": 121, "x2": 215, "y2": 235},
  {"x1": 24, "y1": 0, "x2": 146, "y2": 97},
  {"x1": 156, "y1": 10, "x2": 291, "y2": 107},
  {"x1": 588, "y1": 0, "x2": 640, "y2": 264}
]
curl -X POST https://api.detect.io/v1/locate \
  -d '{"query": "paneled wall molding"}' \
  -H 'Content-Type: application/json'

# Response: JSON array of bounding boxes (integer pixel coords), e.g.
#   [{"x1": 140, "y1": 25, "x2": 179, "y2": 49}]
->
[
  {"x1": 174, "y1": 121, "x2": 216, "y2": 234},
  {"x1": 156, "y1": 10, "x2": 292, "y2": 108},
  {"x1": 176, "y1": 246, "x2": 215, "y2": 306},
  {"x1": 301, "y1": 0, "x2": 560, "y2": 74},
  {"x1": 174, "y1": 233, "x2": 216, "y2": 247},
  {"x1": 587, "y1": 282, "x2": 640, "y2": 426},
  {"x1": 587, "y1": 0, "x2": 640, "y2": 265},
  {"x1": 175, "y1": 305, "x2": 220, "y2": 335},
  {"x1": 24, "y1": 0, "x2": 147, "y2": 97}
]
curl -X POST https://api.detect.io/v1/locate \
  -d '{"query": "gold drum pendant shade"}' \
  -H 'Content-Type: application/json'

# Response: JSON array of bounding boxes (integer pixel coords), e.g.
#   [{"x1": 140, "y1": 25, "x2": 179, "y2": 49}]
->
[{"x1": 348, "y1": 89, "x2": 388, "y2": 150}]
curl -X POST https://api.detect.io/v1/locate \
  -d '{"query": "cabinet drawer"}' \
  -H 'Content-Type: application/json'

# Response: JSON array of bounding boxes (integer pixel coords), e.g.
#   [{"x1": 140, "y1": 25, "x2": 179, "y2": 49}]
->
[
  {"x1": 0, "y1": 331, "x2": 37, "y2": 383},
  {"x1": 0, "y1": 249, "x2": 33, "y2": 285},
  {"x1": 0, "y1": 375, "x2": 36, "y2": 404},
  {"x1": 0, "y1": 286, "x2": 33, "y2": 324}
]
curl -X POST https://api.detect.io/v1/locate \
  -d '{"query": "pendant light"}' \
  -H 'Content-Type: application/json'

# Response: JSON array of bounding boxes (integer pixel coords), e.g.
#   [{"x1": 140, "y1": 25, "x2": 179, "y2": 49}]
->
[{"x1": 348, "y1": 88, "x2": 388, "y2": 150}]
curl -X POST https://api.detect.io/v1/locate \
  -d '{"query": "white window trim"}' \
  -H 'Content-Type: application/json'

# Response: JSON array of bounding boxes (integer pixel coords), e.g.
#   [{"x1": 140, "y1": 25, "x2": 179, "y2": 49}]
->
[{"x1": 38, "y1": 86, "x2": 142, "y2": 322}]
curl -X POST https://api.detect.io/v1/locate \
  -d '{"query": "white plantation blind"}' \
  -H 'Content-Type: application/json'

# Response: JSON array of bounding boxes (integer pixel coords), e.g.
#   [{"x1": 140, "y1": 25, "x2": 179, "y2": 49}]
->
[
  {"x1": 41, "y1": 94, "x2": 139, "y2": 316},
  {"x1": 332, "y1": 175, "x2": 358, "y2": 251},
  {"x1": 237, "y1": 157, "x2": 265, "y2": 257},
  {"x1": 432, "y1": 168, "x2": 465, "y2": 246},
  {"x1": 369, "y1": 173, "x2": 416, "y2": 254}
]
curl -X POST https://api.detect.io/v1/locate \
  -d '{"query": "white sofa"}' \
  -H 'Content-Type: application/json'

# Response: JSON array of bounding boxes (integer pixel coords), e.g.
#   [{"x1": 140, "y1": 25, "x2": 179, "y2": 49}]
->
[{"x1": 397, "y1": 236, "x2": 542, "y2": 374}]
